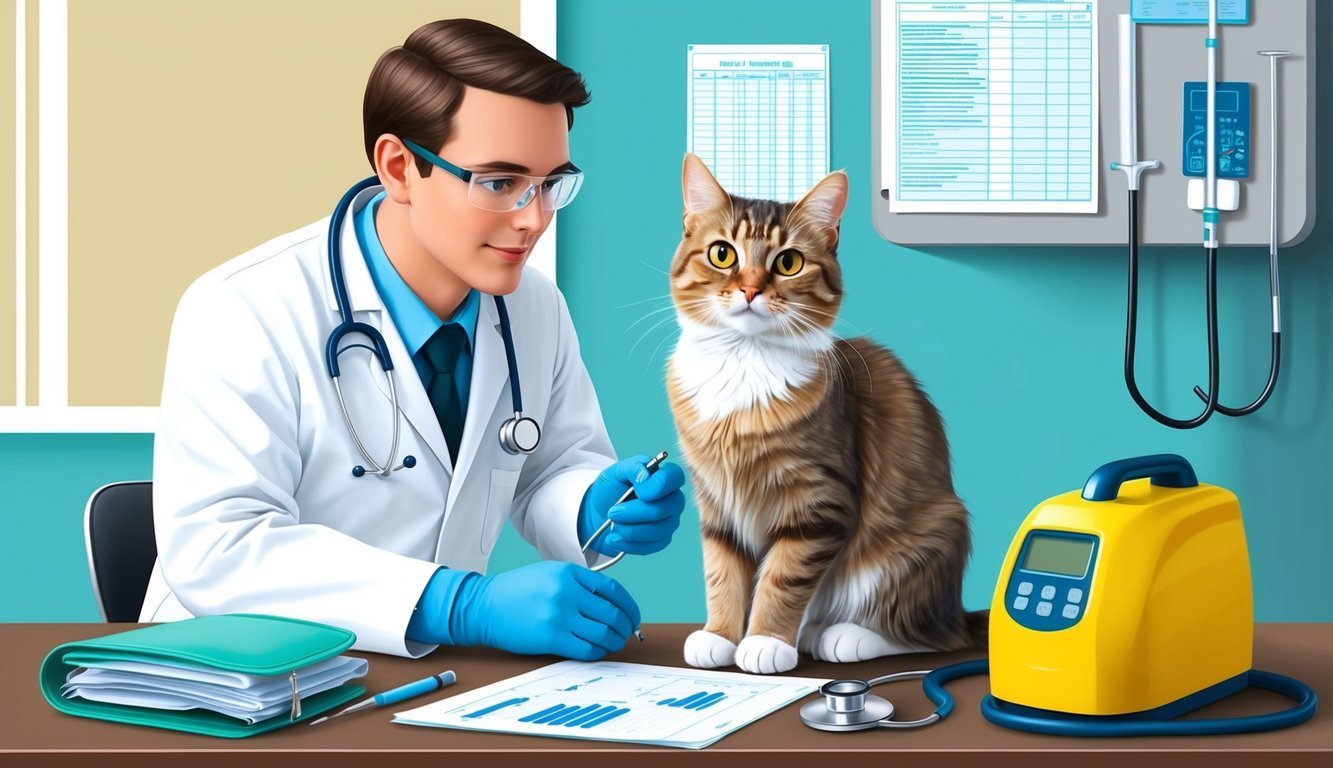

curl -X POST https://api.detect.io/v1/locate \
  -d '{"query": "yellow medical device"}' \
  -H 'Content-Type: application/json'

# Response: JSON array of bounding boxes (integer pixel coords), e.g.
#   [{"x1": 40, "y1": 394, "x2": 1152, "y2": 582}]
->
[
  {"x1": 990, "y1": 454, "x2": 1253, "y2": 717},
  {"x1": 799, "y1": 454, "x2": 1317, "y2": 736}
]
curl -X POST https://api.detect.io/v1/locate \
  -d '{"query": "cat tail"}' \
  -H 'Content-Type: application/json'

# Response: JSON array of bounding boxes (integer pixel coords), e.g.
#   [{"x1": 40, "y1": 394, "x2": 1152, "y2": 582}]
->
[{"x1": 966, "y1": 609, "x2": 990, "y2": 649}]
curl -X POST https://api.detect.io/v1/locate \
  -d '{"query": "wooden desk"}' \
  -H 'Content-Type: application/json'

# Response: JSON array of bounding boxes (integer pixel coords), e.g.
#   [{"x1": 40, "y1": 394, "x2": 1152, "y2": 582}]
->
[{"x1": 1, "y1": 623, "x2": 1328, "y2": 767}]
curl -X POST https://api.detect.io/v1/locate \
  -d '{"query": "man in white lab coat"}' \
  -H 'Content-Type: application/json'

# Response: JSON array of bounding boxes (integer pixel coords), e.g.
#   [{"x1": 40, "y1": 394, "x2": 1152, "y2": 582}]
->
[{"x1": 142, "y1": 19, "x2": 686, "y2": 658}]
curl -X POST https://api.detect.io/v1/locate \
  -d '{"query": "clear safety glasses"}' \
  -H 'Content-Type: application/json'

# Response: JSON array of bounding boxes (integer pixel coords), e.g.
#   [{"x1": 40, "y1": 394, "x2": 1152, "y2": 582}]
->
[{"x1": 402, "y1": 138, "x2": 584, "y2": 213}]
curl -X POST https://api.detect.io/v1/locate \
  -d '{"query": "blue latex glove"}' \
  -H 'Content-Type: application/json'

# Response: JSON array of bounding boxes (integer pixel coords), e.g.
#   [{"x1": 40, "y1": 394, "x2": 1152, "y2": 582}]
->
[
  {"x1": 445, "y1": 561, "x2": 641, "y2": 660},
  {"x1": 578, "y1": 454, "x2": 687, "y2": 557}
]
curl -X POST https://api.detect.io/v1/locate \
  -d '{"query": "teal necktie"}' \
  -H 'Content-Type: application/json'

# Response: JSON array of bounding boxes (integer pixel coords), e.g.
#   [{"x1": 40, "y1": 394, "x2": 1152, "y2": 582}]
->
[{"x1": 423, "y1": 324, "x2": 467, "y2": 465}]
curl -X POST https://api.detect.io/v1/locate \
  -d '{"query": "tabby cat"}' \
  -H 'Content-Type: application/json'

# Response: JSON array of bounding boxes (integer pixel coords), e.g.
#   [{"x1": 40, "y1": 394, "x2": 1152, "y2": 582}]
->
[{"x1": 667, "y1": 154, "x2": 986, "y2": 675}]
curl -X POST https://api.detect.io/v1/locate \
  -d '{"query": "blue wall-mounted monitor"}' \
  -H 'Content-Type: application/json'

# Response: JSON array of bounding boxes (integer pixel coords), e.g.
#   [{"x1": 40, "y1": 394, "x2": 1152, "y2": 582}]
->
[{"x1": 1131, "y1": 0, "x2": 1250, "y2": 24}]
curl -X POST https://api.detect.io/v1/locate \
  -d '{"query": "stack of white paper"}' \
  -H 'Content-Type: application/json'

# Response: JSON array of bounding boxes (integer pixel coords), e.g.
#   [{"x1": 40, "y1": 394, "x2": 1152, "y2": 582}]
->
[{"x1": 62, "y1": 656, "x2": 368, "y2": 724}]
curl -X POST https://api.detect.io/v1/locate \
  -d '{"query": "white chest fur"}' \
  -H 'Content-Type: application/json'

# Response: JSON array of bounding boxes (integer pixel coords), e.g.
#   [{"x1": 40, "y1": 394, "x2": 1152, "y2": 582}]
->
[{"x1": 670, "y1": 315, "x2": 833, "y2": 421}]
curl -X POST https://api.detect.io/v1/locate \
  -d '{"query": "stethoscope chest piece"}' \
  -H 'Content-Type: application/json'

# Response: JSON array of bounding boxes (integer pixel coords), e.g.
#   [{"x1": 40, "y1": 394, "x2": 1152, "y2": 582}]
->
[
  {"x1": 499, "y1": 414, "x2": 541, "y2": 455},
  {"x1": 800, "y1": 680, "x2": 896, "y2": 732}
]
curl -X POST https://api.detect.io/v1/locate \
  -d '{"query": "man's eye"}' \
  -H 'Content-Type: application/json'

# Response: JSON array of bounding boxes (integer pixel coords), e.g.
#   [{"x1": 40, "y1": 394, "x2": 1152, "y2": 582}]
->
[{"x1": 478, "y1": 177, "x2": 517, "y2": 193}]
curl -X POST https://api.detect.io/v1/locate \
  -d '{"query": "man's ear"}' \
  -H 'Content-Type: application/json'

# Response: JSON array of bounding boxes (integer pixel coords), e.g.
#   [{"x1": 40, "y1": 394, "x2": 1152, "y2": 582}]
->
[
  {"x1": 682, "y1": 153, "x2": 729, "y2": 233},
  {"x1": 374, "y1": 134, "x2": 416, "y2": 204},
  {"x1": 789, "y1": 170, "x2": 849, "y2": 250}
]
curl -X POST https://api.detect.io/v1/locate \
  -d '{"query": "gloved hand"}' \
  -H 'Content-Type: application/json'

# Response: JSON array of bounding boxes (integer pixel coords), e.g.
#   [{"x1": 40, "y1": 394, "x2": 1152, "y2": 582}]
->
[
  {"x1": 578, "y1": 454, "x2": 687, "y2": 557},
  {"x1": 448, "y1": 561, "x2": 641, "y2": 660}
]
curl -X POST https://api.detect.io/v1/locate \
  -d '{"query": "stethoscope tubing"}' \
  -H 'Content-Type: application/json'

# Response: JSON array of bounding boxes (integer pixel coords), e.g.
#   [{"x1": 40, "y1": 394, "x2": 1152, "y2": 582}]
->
[
  {"x1": 806, "y1": 658, "x2": 1317, "y2": 736},
  {"x1": 324, "y1": 176, "x2": 536, "y2": 474}
]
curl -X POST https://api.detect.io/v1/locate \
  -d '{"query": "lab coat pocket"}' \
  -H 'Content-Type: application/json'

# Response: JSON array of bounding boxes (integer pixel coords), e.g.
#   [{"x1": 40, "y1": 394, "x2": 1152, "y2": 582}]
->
[{"x1": 481, "y1": 468, "x2": 521, "y2": 555}]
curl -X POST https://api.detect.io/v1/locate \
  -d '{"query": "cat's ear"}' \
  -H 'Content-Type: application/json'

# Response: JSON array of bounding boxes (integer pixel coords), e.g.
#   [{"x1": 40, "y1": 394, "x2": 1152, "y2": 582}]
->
[
  {"x1": 682, "y1": 153, "x2": 729, "y2": 232},
  {"x1": 790, "y1": 170, "x2": 849, "y2": 249}
]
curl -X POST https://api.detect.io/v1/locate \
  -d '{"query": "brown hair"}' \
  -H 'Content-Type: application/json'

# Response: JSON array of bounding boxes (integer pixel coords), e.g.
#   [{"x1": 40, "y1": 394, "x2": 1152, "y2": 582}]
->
[{"x1": 363, "y1": 18, "x2": 590, "y2": 174}]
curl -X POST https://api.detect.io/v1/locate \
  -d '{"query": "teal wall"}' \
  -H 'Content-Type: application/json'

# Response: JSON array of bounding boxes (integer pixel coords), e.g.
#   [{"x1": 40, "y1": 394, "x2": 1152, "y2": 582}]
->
[{"x1": 2, "y1": 0, "x2": 1329, "y2": 624}]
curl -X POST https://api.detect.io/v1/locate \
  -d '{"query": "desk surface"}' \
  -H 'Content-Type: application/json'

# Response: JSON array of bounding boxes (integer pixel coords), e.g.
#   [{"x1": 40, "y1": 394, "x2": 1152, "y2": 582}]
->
[{"x1": 2, "y1": 623, "x2": 1328, "y2": 768}]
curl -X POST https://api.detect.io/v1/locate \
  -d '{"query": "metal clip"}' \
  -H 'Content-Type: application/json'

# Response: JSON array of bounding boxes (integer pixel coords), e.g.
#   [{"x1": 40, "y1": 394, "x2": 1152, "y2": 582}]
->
[{"x1": 290, "y1": 671, "x2": 301, "y2": 721}]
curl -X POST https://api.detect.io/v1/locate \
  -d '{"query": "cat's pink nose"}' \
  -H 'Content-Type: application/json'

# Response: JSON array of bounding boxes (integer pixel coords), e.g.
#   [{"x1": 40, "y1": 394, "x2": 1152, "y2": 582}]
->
[{"x1": 740, "y1": 287, "x2": 759, "y2": 304}]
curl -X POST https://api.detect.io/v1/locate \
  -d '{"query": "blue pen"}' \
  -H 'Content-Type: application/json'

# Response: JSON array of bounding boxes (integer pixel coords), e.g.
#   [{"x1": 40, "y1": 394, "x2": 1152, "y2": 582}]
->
[{"x1": 308, "y1": 670, "x2": 456, "y2": 725}]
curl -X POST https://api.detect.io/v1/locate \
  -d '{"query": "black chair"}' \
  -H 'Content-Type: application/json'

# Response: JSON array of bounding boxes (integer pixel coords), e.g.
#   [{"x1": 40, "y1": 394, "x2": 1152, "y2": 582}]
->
[{"x1": 84, "y1": 481, "x2": 157, "y2": 622}]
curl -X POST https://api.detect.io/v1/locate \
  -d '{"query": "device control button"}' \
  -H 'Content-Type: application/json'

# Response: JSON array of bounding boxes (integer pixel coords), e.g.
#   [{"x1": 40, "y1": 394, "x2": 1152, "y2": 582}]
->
[
  {"x1": 1036, "y1": 602, "x2": 1053, "y2": 617},
  {"x1": 1067, "y1": 588, "x2": 1084, "y2": 604},
  {"x1": 1013, "y1": 596, "x2": 1030, "y2": 611},
  {"x1": 1062, "y1": 604, "x2": 1080, "y2": 619},
  {"x1": 1018, "y1": 582, "x2": 1033, "y2": 596},
  {"x1": 1040, "y1": 585, "x2": 1056, "y2": 600}
]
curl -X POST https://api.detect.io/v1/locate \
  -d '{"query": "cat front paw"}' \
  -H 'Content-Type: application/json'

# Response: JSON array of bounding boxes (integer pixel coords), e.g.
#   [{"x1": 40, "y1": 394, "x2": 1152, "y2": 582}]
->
[
  {"x1": 684, "y1": 630, "x2": 738, "y2": 669},
  {"x1": 813, "y1": 622, "x2": 933, "y2": 662},
  {"x1": 735, "y1": 635, "x2": 798, "y2": 674}
]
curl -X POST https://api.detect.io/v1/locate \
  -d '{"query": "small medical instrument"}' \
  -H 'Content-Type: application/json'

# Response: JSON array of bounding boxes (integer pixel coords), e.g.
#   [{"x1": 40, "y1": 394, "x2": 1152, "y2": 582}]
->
[
  {"x1": 309, "y1": 669, "x2": 457, "y2": 726},
  {"x1": 581, "y1": 451, "x2": 669, "y2": 574},
  {"x1": 325, "y1": 176, "x2": 541, "y2": 477},
  {"x1": 800, "y1": 454, "x2": 1318, "y2": 736},
  {"x1": 1184, "y1": 48, "x2": 1294, "y2": 418},
  {"x1": 1118, "y1": 1, "x2": 1284, "y2": 429}
]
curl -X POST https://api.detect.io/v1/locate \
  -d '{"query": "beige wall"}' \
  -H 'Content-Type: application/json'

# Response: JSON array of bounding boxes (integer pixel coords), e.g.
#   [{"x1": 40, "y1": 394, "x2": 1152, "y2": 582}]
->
[
  {"x1": 65, "y1": 0, "x2": 519, "y2": 406},
  {"x1": 0, "y1": 2, "x2": 15, "y2": 406}
]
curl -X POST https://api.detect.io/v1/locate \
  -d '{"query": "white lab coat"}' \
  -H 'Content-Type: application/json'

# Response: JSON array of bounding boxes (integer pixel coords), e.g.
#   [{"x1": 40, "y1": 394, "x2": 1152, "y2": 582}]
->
[{"x1": 141, "y1": 184, "x2": 615, "y2": 657}]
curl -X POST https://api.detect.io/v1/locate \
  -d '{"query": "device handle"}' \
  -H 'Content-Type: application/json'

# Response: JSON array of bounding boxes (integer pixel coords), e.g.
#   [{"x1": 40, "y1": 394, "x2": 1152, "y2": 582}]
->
[{"x1": 1081, "y1": 454, "x2": 1198, "y2": 501}]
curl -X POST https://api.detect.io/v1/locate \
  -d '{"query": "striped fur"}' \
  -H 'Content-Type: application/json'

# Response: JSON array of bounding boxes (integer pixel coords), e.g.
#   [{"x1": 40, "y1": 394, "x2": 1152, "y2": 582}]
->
[{"x1": 668, "y1": 155, "x2": 986, "y2": 671}]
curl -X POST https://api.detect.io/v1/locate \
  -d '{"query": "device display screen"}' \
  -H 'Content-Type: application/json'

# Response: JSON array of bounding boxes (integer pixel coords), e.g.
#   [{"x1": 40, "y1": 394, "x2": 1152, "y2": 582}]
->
[
  {"x1": 1190, "y1": 90, "x2": 1240, "y2": 113},
  {"x1": 1021, "y1": 535, "x2": 1094, "y2": 577}
]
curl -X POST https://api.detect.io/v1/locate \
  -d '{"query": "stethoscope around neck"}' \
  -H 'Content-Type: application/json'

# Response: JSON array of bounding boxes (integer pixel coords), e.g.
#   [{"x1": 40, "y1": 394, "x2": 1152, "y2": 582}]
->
[{"x1": 324, "y1": 176, "x2": 541, "y2": 477}]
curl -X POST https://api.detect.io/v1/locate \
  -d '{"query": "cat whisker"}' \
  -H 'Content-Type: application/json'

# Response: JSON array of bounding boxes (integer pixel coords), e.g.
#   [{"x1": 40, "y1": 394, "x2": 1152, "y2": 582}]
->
[
  {"x1": 647, "y1": 326, "x2": 683, "y2": 374},
  {"x1": 839, "y1": 336, "x2": 875, "y2": 398},
  {"x1": 634, "y1": 258, "x2": 671, "y2": 277},
  {"x1": 785, "y1": 301, "x2": 868, "y2": 337},
  {"x1": 615, "y1": 293, "x2": 674, "y2": 310},
  {"x1": 628, "y1": 313, "x2": 683, "y2": 361},
  {"x1": 625, "y1": 303, "x2": 681, "y2": 331},
  {"x1": 779, "y1": 310, "x2": 858, "y2": 397},
  {"x1": 778, "y1": 312, "x2": 853, "y2": 394}
]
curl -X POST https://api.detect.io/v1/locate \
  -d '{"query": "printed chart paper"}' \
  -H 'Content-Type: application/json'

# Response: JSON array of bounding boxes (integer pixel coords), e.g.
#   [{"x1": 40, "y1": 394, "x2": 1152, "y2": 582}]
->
[
  {"x1": 688, "y1": 44, "x2": 830, "y2": 202},
  {"x1": 394, "y1": 660, "x2": 828, "y2": 749},
  {"x1": 881, "y1": 1, "x2": 1099, "y2": 213}
]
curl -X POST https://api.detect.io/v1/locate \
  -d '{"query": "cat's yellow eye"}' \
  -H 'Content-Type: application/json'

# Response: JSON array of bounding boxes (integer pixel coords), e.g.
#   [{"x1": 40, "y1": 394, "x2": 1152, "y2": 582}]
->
[
  {"x1": 774, "y1": 249, "x2": 805, "y2": 276},
  {"x1": 707, "y1": 241, "x2": 737, "y2": 270}
]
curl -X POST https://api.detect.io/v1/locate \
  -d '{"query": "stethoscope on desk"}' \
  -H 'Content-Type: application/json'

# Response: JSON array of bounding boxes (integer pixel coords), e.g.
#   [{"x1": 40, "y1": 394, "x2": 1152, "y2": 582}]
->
[
  {"x1": 799, "y1": 659, "x2": 1316, "y2": 736},
  {"x1": 324, "y1": 176, "x2": 542, "y2": 477}
]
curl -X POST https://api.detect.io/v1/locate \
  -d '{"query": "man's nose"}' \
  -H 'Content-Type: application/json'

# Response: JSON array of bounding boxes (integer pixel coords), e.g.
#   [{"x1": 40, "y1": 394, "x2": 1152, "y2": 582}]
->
[{"x1": 512, "y1": 193, "x2": 548, "y2": 229}]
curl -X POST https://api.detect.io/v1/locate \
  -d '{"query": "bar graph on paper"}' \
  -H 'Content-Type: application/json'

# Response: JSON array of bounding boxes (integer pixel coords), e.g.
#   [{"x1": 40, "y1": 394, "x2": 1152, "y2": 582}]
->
[
  {"x1": 688, "y1": 44, "x2": 830, "y2": 202},
  {"x1": 393, "y1": 660, "x2": 827, "y2": 749}
]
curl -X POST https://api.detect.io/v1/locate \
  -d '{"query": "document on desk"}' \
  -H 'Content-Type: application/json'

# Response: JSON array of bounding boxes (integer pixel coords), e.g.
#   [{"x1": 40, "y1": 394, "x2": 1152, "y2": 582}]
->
[
  {"x1": 880, "y1": 0, "x2": 1099, "y2": 213},
  {"x1": 688, "y1": 44, "x2": 830, "y2": 202},
  {"x1": 61, "y1": 655, "x2": 368, "y2": 724},
  {"x1": 394, "y1": 660, "x2": 828, "y2": 749}
]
